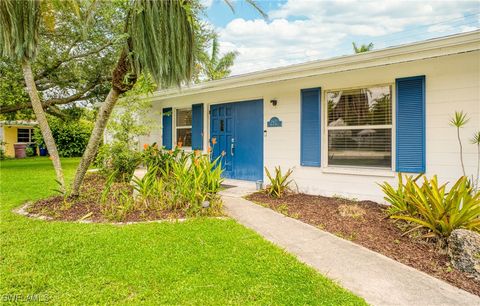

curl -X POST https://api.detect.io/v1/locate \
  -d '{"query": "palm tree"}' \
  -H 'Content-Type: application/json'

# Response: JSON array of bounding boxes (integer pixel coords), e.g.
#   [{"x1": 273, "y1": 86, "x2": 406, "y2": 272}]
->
[
  {"x1": 71, "y1": 0, "x2": 266, "y2": 196},
  {"x1": 0, "y1": 0, "x2": 66, "y2": 192},
  {"x1": 352, "y1": 42, "x2": 374, "y2": 53},
  {"x1": 70, "y1": 0, "x2": 196, "y2": 196},
  {"x1": 200, "y1": 36, "x2": 239, "y2": 81}
]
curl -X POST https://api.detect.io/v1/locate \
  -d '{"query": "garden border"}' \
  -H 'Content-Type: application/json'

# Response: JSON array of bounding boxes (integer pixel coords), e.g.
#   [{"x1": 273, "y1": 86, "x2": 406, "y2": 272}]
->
[{"x1": 13, "y1": 202, "x2": 229, "y2": 225}]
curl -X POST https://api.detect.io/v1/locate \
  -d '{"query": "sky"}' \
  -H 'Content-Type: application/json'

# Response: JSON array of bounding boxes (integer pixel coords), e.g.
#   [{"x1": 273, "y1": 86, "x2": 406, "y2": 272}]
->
[{"x1": 201, "y1": 0, "x2": 480, "y2": 75}]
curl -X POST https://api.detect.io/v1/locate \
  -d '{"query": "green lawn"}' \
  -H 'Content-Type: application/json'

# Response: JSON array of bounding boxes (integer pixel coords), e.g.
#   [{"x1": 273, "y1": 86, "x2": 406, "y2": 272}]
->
[{"x1": 0, "y1": 158, "x2": 365, "y2": 305}]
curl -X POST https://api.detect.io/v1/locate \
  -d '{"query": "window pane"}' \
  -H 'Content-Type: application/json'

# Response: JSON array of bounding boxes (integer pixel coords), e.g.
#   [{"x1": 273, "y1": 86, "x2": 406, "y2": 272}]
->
[
  {"x1": 327, "y1": 86, "x2": 391, "y2": 127},
  {"x1": 176, "y1": 109, "x2": 192, "y2": 126},
  {"x1": 176, "y1": 128, "x2": 192, "y2": 147},
  {"x1": 17, "y1": 129, "x2": 31, "y2": 143},
  {"x1": 328, "y1": 128, "x2": 391, "y2": 168}
]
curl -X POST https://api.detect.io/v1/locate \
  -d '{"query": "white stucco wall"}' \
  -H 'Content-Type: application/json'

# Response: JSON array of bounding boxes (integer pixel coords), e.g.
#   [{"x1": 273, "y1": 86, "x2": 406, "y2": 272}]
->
[{"x1": 140, "y1": 50, "x2": 480, "y2": 202}]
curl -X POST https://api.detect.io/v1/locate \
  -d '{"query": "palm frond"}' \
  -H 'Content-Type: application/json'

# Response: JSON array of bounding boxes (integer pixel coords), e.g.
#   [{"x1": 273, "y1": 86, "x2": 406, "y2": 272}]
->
[
  {"x1": 471, "y1": 131, "x2": 480, "y2": 145},
  {"x1": 222, "y1": 0, "x2": 267, "y2": 19},
  {"x1": 223, "y1": 0, "x2": 235, "y2": 12},
  {"x1": 0, "y1": 0, "x2": 41, "y2": 61},
  {"x1": 128, "y1": 0, "x2": 195, "y2": 88},
  {"x1": 210, "y1": 36, "x2": 219, "y2": 64},
  {"x1": 245, "y1": 0, "x2": 267, "y2": 18},
  {"x1": 450, "y1": 111, "x2": 469, "y2": 128},
  {"x1": 352, "y1": 41, "x2": 374, "y2": 53},
  {"x1": 216, "y1": 50, "x2": 238, "y2": 71}
]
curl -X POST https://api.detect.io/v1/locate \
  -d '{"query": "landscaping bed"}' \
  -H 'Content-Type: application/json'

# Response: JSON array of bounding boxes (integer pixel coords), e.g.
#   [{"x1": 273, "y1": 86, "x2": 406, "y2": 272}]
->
[
  {"x1": 26, "y1": 173, "x2": 218, "y2": 223},
  {"x1": 246, "y1": 192, "x2": 480, "y2": 296},
  {"x1": 2, "y1": 158, "x2": 365, "y2": 304}
]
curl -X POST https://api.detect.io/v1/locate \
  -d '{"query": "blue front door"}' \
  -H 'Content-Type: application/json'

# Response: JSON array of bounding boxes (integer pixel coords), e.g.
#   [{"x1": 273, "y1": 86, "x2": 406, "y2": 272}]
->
[
  {"x1": 210, "y1": 100, "x2": 263, "y2": 181},
  {"x1": 210, "y1": 103, "x2": 235, "y2": 178}
]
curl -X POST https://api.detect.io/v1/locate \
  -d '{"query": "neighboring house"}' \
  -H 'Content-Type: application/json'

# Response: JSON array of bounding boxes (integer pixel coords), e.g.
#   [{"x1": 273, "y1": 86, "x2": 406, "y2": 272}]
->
[
  {"x1": 0, "y1": 121, "x2": 38, "y2": 157},
  {"x1": 141, "y1": 31, "x2": 480, "y2": 202}
]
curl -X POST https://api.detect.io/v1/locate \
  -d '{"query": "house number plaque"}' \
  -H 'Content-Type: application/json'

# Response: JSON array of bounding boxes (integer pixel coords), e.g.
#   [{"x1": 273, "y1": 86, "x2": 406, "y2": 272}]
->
[{"x1": 267, "y1": 117, "x2": 282, "y2": 127}]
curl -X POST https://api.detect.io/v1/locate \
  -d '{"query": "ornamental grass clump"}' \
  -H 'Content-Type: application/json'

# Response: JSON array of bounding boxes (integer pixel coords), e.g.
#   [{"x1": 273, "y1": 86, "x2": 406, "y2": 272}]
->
[{"x1": 380, "y1": 174, "x2": 480, "y2": 241}]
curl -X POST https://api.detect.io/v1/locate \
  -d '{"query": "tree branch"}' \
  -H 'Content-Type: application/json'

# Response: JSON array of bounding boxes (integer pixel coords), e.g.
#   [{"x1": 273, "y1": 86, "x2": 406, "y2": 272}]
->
[
  {"x1": 43, "y1": 83, "x2": 98, "y2": 108},
  {"x1": 0, "y1": 82, "x2": 99, "y2": 114},
  {"x1": 34, "y1": 37, "x2": 82, "y2": 81},
  {"x1": 46, "y1": 105, "x2": 69, "y2": 119},
  {"x1": 34, "y1": 41, "x2": 113, "y2": 83}
]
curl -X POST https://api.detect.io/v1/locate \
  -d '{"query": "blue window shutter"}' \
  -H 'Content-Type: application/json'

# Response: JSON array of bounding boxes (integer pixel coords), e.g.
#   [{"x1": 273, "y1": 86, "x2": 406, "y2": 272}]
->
[
  {"x1": 162, "y1": 107, "x2": 172, "y2": 150},
  {"x1": 301, "y1": 88, "x2": 321, "y2": 167},
  {"x1": 396, "y1": 76, "x2": 426, "y2": 173},
  {"x1": 191, "y1": 103, "x2": 204, "y2": 150}
]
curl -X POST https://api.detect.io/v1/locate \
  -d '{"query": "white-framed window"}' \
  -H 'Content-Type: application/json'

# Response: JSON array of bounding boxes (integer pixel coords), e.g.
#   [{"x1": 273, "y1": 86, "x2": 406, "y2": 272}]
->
[
  {"x1": 17, "y1": 128, "x2": 34, "y2": 143},
  {"x1": 175, "y1": 108, "x2": 192, "y2": 148},
  {"x1": 325, "y1": 85, "x2": 393, "y2": 169}
]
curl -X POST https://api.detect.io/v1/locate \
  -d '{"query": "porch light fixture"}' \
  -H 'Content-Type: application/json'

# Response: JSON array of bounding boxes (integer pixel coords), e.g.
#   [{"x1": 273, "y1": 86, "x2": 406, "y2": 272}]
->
[{"x1": 270, "y1": 99, "x2": 278, "y2": 106}]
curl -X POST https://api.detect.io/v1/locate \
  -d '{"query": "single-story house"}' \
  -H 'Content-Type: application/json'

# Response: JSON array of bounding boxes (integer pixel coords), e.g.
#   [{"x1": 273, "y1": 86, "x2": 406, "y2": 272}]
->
[
  {"x1": 140, "y1": 31, "x2": 480, "y2": 202},
  {"x1": 0, "y1": 121, "x2": 37, "y2": 157}
]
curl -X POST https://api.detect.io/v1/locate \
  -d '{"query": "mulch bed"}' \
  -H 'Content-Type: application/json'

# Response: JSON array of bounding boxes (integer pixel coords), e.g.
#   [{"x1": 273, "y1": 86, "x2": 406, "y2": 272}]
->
[
  {"x1": 246, "y1": 192, "x2": 480, "y2": 296},
  {"x1": 26, "y1": 173, "x2": 186, "y2": 223}
]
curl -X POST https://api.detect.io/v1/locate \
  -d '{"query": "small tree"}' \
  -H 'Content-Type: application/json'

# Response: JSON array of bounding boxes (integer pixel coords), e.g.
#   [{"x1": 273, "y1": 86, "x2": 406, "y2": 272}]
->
[
  {"x1": 450, "y1": 111, "x2": 480, "y2": 190},
  {"x1": 450, "y1": 111, "x2": 469, "y2": 177},
  {"x1": 107, "y1": 75, "x2": 158, "y2": 148}
]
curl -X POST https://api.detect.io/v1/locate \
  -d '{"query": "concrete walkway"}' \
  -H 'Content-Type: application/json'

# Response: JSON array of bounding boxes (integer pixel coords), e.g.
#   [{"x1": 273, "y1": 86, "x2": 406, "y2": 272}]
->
[{"x1": 220, "y1": 184, "x2": 480, "y2": 306}]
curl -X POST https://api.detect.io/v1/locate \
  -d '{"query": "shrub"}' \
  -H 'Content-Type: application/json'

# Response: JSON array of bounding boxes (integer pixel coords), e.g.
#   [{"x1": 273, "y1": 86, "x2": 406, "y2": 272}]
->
[
  {"x1": 142, "y1": 143, "x2": 187, "y2": 175},
  {"x1": 165, "y1": 152, "x2": 223, "y2": 214},
  {"x1": 265, "y1": 166, "x2": 293, "y2": 198},
  {"x1": 34, "y1": 117, "x2": 93, "y2": 157},
  {"x1": 381, "y1": 174, "x2": 480, "y2": 240},
  {"x1": 25, "y1": 146, "x2": 35, "y2": 157},
  {"x1": 129, "y1": 148, "x2": 223, "y2": 217},
  {"x1": 98, "y1": 142, "x2": 224, "y2": 221},
  {"x1": 95, "y1": 142, "x2": 142, "y2": 182},
  {"x1": 0, "y1": 141, "x2": 5, "y2": 160}
]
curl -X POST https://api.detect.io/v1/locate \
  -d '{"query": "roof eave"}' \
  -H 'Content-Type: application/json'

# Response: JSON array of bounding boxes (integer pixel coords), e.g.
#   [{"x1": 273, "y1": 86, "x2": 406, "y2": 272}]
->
[{"x1": 149, "y1": 30, "x2": 480, "y2": 101}]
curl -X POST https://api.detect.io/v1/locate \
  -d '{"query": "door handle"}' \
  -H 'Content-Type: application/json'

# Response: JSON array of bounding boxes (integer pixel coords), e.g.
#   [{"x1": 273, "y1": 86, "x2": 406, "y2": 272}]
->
[{"x1": 231, "y1": 143, "x2": 235, "y2": 156}]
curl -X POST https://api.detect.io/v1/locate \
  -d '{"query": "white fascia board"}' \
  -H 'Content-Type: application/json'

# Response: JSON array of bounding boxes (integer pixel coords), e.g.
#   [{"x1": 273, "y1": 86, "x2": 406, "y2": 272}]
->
[{"x1": 149, "y1": 30, "x2": 480, "y2": 102}]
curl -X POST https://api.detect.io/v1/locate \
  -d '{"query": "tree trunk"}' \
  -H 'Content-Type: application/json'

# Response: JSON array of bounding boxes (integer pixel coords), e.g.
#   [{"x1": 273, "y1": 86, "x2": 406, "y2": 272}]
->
[
  {"x1": 456, "y1": 128, "x2": 466, "y2": 177},
  {"x1": 71, "y1": 49, "x2": 136, "y2": 196},
  {"x1": 71, "y1": 87, "x2": 121, "y2": 196},
  {"x1": 21, "y1": 60, "x2": 65, "y2": 192}
]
